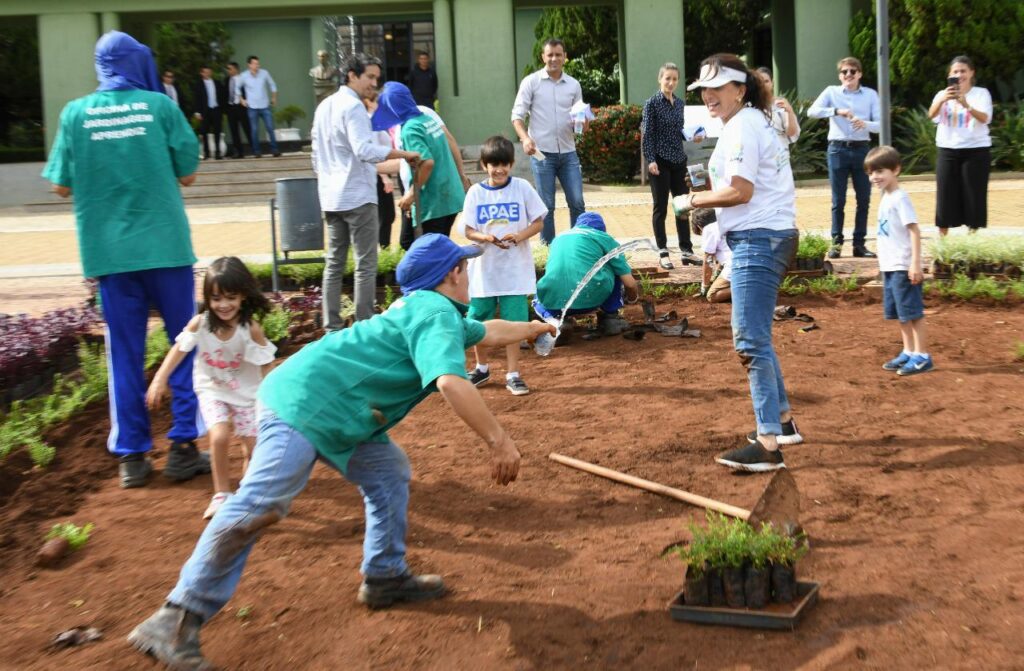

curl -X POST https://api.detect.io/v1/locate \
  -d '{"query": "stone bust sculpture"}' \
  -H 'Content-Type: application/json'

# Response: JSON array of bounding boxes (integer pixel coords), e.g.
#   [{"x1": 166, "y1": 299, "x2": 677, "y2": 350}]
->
[{"x1": 310, "y1": 49, "x2": 339, "y2": 104}]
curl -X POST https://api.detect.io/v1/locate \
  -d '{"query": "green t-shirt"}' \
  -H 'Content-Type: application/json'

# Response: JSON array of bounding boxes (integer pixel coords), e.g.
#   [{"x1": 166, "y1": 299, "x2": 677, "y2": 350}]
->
[
  {"x1": 401, "y1": 114, "x2": 464, "y2": 226},
  {"x1": 258, "y1": 290, "x2": 486, "y2": 473},
  {"x1": 536, "y1": 227, "x2": 632, "y2": 310},
  {"x1": 41, "y1": 89, "x2": 199, "y2": 278}
]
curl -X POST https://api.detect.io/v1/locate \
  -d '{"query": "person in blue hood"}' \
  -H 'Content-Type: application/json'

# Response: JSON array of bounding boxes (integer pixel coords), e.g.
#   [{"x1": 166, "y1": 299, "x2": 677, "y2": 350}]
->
[{"x1": 42, "y1": 31, "x2": 209, "y2": 489}]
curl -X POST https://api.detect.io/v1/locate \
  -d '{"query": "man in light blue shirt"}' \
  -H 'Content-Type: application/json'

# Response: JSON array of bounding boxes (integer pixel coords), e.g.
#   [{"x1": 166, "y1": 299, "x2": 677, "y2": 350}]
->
[
  {"x1": 239, "y1": 55, "x2": 280, "y2": 157},
  {"x1": 808, "y1": 56, "x2": 880, "y2": 258}
]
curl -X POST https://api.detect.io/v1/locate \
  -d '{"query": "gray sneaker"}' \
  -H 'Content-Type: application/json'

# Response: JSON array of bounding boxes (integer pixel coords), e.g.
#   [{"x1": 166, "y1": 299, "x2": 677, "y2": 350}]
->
[
  {"x1": 163, "y1": 441, "x2": 212, "y2": 482},
  {"x1": 119, "y1": 454, "x2": 153, "y2": 489},
  {"x1": 127, "y1": 604, "x2": 213, "y2": 670},
  {"x1": 357, "y1": 572, "x2": 445, "y2": 609}
]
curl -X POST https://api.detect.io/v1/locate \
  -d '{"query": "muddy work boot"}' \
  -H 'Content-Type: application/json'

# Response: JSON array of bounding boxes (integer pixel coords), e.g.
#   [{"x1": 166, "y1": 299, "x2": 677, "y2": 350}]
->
[
  {"x1": 128, "y1": 604, "x2": 213, "y2": 671},
  {"x1": 597, "y1": 312, "x2": 631, "y2": 336},
  {"x1": 163, "y1": 441, "x2": 212, "y2": 482},
  {"x1": 119, "y1": 454, "x2": 153, "y2": 489},
  {"x1": 358, "y1": 572, "x2": 445, "y2": 609}
]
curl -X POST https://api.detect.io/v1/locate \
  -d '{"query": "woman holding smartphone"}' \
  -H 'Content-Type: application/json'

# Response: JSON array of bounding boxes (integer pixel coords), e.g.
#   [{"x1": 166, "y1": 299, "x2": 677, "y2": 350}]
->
[{"x1": 928, "y1": 55, "x2": 993, "y2": 236}]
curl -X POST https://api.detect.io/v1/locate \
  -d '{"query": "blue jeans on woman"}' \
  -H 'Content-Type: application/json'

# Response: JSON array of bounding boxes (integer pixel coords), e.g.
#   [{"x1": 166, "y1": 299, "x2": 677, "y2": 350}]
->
[
  {"x1": 826, "y1": 142, "x2": 871, "y2": 247},
  {"x1": 530, "y1": 151, "x2": 586, "y2": 244},
  {"x1": 167, "y1": 410, "x2": 411, "y2": 620},
  {"x1": 725, "y1": 228, "x2": 799, "y2": 437},
  {"x1": 246, "y1": 107, "x2": 279, "y2": 156}
]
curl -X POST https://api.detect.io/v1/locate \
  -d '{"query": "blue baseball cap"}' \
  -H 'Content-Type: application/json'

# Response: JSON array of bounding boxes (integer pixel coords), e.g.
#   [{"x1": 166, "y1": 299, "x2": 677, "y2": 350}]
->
[
  {"x1": 396, "y1": 234, "x2": 483, "y2": 295},
  {"x1": 575, "y1": 212, "x2": 606, "y2": 232}
]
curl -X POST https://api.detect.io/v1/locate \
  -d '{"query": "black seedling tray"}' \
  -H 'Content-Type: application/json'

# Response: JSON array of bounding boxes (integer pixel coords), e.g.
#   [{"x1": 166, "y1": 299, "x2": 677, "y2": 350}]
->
[{"x1": 668, "y1": 581, "x2": 819, "y2": 631}]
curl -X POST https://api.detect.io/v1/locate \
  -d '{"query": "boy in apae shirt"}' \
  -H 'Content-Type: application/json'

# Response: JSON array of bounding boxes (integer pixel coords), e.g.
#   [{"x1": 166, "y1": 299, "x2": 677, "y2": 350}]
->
[
  {"x1": 864, "y1": 145, "x2": 934, "y2": 376},
  {"x1": 457, "y1": 136, "x2": 548, "y2": 395}
]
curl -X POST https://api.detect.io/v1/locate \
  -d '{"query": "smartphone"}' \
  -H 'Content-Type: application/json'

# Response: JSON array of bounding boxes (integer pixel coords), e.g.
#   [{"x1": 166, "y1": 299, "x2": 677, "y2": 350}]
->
[{"x1": 947, "y1": 76, "x2": 959, "y2": 89}]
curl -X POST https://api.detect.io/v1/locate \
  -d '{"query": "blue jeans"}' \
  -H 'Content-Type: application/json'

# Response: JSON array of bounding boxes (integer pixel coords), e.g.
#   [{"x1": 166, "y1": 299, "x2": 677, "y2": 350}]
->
[
  {"x1": 530, "y1": 151, "x2": 586, "y2": 244},
  {"x1": 167, "y1": 410, "x2": 411, "y2": 620},
  {"x1": 725, "y1": 228, "x2": 799, "y2": 436},
  {"x1": 247, "y1": 107, "x2": 279, "y2": 155},
  {"x1": 826, "y1": 142, "x2": 871, "y2": 247}
]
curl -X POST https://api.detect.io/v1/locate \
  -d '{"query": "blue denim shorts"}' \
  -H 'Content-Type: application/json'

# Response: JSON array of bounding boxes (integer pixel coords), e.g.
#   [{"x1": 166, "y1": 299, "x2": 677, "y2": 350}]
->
[{"x1": 883, "y1": 271, "x2": 924, "y2": 322}]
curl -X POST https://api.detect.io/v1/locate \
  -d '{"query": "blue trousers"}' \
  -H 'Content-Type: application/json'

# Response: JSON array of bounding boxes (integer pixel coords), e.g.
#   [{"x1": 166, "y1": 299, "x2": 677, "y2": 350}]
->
[
  {"x1": 98, "y1": 266, "x2": 201, "y2": 456},
  {"x1": 168, "y1": 410, "x2": 412, "y2": 620},
  {"x1": 726, "y1": 228, "x2": 798, "y2": 436},
  {"x1": 530, "y1": 151, "x2": 586, "y2": 244},
  {"x1": 826, "y1": 142, "x2": 871, "y2": 247},
  {"x1": 247, "y1": 107, "x2": 279, "y2": 155}
]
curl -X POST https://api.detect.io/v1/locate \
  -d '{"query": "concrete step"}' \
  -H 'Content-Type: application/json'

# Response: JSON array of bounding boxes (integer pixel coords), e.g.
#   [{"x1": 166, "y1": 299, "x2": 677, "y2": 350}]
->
[{"x1": 196, "y1": 153, "x2": 311, "y2": 173}]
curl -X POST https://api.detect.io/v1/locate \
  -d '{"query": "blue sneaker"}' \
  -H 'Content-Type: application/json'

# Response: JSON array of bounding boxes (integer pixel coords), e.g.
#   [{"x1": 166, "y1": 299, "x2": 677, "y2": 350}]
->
[
  {"x1": 882, "y1": 352, "x2": 911, "y2": 371},
  {"x1": 897, "y1": 354, "x2": 934, "y2": 376}
]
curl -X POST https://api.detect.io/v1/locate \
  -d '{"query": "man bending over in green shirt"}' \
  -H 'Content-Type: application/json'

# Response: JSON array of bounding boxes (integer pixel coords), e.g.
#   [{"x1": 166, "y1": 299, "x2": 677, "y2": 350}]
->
[{"x1": 128, "y1": 234, "x2": 555, "y2": 670}]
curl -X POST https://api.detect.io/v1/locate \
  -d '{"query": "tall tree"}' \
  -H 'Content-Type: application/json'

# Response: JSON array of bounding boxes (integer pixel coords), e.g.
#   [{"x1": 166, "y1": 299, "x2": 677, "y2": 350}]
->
[
  {"x1": 0, "y1": 21, "x2": 42, "y2": 146},
  {"x1": 850, "y1": 0, "x2": 1024, "y2": 107},
  {"x1": 530, "y1": 6, "x2": 621, "y2": 105},
  {"x1": 683, "y1": 0, "x2": 770, "y2": 79},
  {"x1": 152, "y1": 22, "x2": 234, "y2": 113}
]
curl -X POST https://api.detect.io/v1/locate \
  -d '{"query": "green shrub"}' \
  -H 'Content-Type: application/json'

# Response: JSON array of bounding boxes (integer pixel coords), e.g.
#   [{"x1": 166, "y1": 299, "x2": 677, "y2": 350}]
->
[
  {"x1": 930, "y1": 234, "x2": 1024, "y2": 270},
  {"x1": 576, "y1": 104, "x2": 642, "y2": 184},
  {"x1": 46, "y1": 522, "x2": 94, "y2": 550},
  {"x1": 788, "y1": 96, "x2": 829, "y2": 178},
  {"x1": 991, "y1": 103, "x2": 1024, "y2": 172},
  {"x1": 796, "y1": 232, "x2": 830, "y2": 259},
  {"x1": 1015, "y1": 342, "x2": 1024, "y2": 362},
  {"x1": 894, "y1": 107, "x2": 938, "y2": 174},
  {"x1": 673, "y1": 512, "x2": 806, "y2": 572},
  {"x1": 145, "y1": 328, "x2": 170, "y2": 370},
  {"x1": 274, "y1": 104, "x2": 306, "y2": 128},
  {"x1": 259, "y1": 307, "x2": 292, "y2": 343},
  {"x1": 532, "y1": 243, "x2": 549, "y2": 271}
]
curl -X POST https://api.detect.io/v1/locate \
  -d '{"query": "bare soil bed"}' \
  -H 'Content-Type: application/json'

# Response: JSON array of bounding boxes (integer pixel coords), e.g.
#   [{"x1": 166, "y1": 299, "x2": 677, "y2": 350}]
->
[{"x1": 1, "y1": 293, "x2": 1023, "y2": 670}]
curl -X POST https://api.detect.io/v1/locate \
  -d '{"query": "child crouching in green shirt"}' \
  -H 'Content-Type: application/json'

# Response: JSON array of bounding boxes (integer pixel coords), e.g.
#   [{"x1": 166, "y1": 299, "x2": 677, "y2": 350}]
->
[{"x1": 129, "y1": 234, "x2": 555, "y2": 670}]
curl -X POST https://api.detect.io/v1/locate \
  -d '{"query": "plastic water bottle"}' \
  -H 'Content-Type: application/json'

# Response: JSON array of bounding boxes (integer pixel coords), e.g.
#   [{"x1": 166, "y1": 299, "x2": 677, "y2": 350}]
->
[
  {"x1": 573, "y1": 114, "x2": 584, "y2": 135},
  {"x1": 534, "y1": 331, "x2": 557, "y2": 357}
]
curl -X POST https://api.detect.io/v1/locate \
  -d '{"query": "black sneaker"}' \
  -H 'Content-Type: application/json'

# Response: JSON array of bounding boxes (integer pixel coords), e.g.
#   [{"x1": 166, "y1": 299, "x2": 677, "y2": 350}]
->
[
  {"x1": 163, "y1": 441, "x2": 212, "y2": 482},
  {"x1": 716, "y1": 441, "x2": 785, "y2": 472},
  {"x1": 827, "y1": 246, "x2": 842, "y2": 259},
  {"x1": 853, "y1": 247, "x2": 877, "y2": 258},
  {"x1": 128, "y1": 604, "x2": 213, "y2": 670},
  {"x1": 506, "y1": 376, "x2": 530, "y2": 396},
  {"x1": 119, "y1": 454, "x2": 153, "y2": 489},
  {"x1": 468, "y1": 368, "x2": 490, "y2": 386},
  {"x1": 746, "y1": 419, "x2": 803, "y2": 446},
  {"x1": 357, "y1": 572, "x2": 445, "y2": 609}
]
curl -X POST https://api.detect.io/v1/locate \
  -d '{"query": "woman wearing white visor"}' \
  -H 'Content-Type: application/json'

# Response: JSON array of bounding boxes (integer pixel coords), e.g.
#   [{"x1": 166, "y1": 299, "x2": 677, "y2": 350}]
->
[{"x1": 674, "y1": 53, "x2": 803, "y2": 472}]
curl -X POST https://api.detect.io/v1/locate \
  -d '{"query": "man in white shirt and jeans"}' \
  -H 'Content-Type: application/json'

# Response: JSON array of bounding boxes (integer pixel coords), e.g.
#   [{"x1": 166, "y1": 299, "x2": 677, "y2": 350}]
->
[
  {"x1": 311, "y1": 52, "x2": 420, "y2": 327},
  {"x1": 511, "y1": 38, "x2": 587, "y2": 244}
]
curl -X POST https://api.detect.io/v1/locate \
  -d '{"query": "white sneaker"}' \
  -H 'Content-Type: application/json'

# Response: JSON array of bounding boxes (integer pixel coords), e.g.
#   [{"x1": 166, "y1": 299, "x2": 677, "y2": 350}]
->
[{"x1": 203, "y1": 492, "x2": 231, "y2": 520}]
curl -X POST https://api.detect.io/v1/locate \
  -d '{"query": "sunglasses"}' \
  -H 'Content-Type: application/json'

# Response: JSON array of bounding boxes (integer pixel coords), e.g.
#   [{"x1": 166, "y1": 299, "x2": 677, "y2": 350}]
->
[{"x1": 839, "y1": 69, "x2": 859, "y2": 75}]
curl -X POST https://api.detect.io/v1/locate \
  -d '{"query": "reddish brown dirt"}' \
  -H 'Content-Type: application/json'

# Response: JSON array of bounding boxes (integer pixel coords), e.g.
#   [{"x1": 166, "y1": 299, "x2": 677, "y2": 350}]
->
[{"x1": 2, "y1": 294, "x2": 1023, "y2": 670}]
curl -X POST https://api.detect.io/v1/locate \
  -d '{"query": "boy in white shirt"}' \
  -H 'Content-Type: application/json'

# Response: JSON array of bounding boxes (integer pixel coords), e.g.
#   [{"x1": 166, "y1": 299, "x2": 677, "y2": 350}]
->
[
  {"x1": 864, "y1": 146, "x2": 934, "y2": 376},
  {"x1": 692, "y1": 208, "x2": 732, "y2": 303},
  {"x1": 458, "y1": 136, "x2": 548, "y2": 395}
]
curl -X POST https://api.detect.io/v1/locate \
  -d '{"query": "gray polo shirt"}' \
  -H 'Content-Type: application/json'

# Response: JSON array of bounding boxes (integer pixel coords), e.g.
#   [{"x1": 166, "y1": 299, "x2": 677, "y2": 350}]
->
[{"x1": 511, "y1": 69, "x2": 583, "y2": 155}]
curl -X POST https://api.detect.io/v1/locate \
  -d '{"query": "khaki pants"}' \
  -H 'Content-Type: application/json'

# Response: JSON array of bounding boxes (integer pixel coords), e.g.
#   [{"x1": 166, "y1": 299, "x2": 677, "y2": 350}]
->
[{"x1": 706, "y1": 274, "x2": 731, "y2": 303}]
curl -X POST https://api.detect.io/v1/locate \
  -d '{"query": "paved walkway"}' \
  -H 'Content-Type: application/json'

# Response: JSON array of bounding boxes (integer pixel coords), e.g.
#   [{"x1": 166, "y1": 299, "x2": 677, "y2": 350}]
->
[{"x1": 3, "y1": 177, "x2": 1023, "y2": 315}]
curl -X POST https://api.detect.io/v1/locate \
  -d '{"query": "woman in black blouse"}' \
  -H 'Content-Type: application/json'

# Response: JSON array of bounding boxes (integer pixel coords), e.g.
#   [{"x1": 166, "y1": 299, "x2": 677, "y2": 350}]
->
[{"x1": 641, "y1": 62, "x2": 701, "y2": 269}]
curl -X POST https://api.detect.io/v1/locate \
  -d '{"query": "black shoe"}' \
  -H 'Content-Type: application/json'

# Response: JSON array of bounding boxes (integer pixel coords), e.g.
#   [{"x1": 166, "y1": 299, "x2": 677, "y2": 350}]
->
[
  {"x1": 253, "y1": 153, "x2": 262, "y2": 158},
  {"x1": 119, "y1": 454, "x2": 153, "y2": 489},
  {"x1": 272, "y1": 151, "x2": 282, "y2": 157},
  {"x1": 852, "y1": 247, "x2": 877, "y2": 258},
  {"x1": 128, "y1": 604, "x2": 213, "y2": 670},
  {"x1": 163, "y1": 441, "x2": 212, "y2": 482},
  {"x1": 468, "y1": 368, "x2": 490, "y2": 386},
  {"x1": 358, "y1": 572, "x2": 445, "y2": 609},
  {"x1": 827, "y1": 246, "x2": 842, "y2": 259},
  {"x1": 747, "y1": 419, "x2": 803, "y2": 446},
  {"x1": 716, "y1": 441, "x2": 785, "y2": 472},
  {"x1": 214, "y1": 155, "x2": 223, "y2": 160},
  {"x1": 598, "y1": 312, "x2": 630, "y2": 336},
  {"x1": 679, "y1": 251, "x2": 702, "y2": 266}
]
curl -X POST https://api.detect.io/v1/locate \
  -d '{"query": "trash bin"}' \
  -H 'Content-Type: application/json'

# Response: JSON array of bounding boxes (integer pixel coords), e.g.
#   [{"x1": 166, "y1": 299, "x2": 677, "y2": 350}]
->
[
  {"x1": 270, "y1": 177, "x2": 324, "y2": 292},
  {"x1": 275, "y1": 177, "x2": 322, "y2": 252}
]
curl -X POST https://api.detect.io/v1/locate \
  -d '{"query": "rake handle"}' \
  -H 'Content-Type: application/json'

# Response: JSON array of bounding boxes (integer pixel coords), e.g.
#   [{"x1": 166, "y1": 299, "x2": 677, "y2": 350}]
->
[{"x1": 548, "y1": 452, "x2": 751, "y2": 520}]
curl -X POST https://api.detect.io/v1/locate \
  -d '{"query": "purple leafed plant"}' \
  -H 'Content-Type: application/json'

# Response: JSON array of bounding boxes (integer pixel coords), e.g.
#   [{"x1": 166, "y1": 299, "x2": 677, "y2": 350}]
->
[{"x1": 0, "y1": 306, "x2": 102, "y2": 391}]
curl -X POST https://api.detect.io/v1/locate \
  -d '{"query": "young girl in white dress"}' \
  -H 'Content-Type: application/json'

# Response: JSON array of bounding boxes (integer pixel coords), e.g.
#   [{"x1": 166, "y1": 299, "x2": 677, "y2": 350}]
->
[{"x1": 147, "y1": 257, "x2": 277, "y2": 518}]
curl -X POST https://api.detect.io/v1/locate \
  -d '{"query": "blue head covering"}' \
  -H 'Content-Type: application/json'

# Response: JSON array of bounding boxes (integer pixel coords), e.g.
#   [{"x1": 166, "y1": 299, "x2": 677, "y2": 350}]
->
[
  {"x1": 371, "y1": 81, "x2": 424, "y2": 131},
  {"x1": 575, "y1": 212, "x2": 606, "y2": 232},
  {"x1": 94, "y1": 31, "x2": 163, "y2": 93},
  {"x1": 396, "y1": 234, "x2": 483, "y2": 295}
]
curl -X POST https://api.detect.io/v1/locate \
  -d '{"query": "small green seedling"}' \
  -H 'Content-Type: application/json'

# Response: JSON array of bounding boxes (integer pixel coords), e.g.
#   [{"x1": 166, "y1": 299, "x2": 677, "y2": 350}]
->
[
  {"x1": 236, "y1": 605, "x2": 254, "y2": 620},
  {"x1": 46, "y1": 522, "x2": 94, "y2": 551},
  {"x1": 1015, "y1": 342, "x2": 1024, "y2": 362}
]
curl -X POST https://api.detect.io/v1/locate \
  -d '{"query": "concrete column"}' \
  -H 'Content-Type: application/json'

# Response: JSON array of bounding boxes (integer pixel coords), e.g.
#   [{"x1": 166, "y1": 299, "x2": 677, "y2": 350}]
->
[
  {"x1": 434, "y1": 0, "x2": 517, "y2": 144},
  {"x1": 621, "y1": 0, "x2": 685, "y2": 105},
  {"x1": 771, "y1": 0, "x2": 797, "y2": 94},
  {"x1": 100, "y1": 12, "x2": 119, "y2": 33},
  {"x1": 793, "y1": 0, "x2": 853, "y2": 99},
  {"x1": 39, "y1": 13, "x2": 100, "y2": 150}
]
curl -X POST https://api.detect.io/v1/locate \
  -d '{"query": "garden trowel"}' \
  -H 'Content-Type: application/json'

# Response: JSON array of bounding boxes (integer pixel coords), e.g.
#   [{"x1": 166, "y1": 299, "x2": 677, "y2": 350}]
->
[{"x1": 548, "y1": 453, "x2": 802, "y2": 537}]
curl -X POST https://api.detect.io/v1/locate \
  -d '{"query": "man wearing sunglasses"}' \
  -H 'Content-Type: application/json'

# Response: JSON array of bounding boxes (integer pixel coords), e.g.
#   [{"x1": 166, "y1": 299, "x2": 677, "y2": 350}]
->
[{"x1": 809, "y1": 57, "x2": 880, "y2": 259}]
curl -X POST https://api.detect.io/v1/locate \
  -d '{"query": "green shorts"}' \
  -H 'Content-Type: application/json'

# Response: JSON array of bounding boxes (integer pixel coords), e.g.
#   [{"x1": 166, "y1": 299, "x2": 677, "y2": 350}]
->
[{"x1": 468, "y1": 295, "x2": 529, "y2": 322}]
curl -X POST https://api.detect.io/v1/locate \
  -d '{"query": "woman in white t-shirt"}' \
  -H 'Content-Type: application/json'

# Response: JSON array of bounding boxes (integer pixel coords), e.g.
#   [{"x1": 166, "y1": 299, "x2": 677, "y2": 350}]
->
[
  {"x1": 755, "y1": 67, "x2": 800, "y2": 151},
  {"x1": 928, "y1": 55, "x2": 993, "y2": 235},
  {"x1": 675, "y1": 53, "x2": 801, "y2": 473}
]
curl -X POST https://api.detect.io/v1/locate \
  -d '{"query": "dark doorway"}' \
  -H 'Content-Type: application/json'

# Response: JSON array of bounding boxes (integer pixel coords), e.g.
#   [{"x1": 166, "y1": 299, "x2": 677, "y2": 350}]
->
[{"x1": 334, "y1": 19, "x2": 434, "y2": 86}]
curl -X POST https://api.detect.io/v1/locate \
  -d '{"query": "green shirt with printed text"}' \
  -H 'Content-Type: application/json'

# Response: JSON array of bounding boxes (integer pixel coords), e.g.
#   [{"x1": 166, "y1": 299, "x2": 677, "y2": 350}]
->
[
  {"x1": 536, "y1": 227, "x2": 632, "y2": 310},
  {"x1": 42, "y1": 89, "x2": 199, "y2": 278},
  {"x1": 400, "y1": 113, "x2": 464, "y2": 225}
]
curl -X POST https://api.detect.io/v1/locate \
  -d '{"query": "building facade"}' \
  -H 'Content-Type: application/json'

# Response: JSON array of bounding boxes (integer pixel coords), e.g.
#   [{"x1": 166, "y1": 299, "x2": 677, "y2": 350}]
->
[{"x1": 3, "y1": 0, "x2": 862, "y2": 150}]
